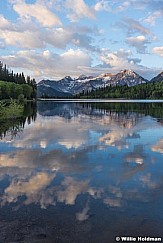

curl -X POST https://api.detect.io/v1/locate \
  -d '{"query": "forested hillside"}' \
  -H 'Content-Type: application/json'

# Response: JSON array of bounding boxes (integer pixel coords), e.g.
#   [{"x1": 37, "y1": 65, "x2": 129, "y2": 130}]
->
[
  {"x1": 0, "y1": 61, "x2": 37, "y2": 100},
  {"x1": 76, "y1": 80, "x2": 163, "y2": 99}
]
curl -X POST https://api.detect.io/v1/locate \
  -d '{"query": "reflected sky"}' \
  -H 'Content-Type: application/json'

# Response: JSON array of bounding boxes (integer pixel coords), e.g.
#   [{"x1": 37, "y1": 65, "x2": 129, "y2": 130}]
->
[{"x1": 0, "y1": 102, "x2": 163, "y2": 242}]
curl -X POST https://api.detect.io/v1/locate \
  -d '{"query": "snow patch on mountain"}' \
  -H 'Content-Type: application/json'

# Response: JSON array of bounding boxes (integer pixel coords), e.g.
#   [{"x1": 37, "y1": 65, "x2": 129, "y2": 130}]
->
[{"x1": 37, "y1": 69, "x2": 149, "y2": 97}]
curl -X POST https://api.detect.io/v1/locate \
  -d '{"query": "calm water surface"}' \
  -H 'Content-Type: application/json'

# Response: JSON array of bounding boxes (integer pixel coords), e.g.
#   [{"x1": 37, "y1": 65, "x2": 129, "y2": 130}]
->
[{"x1": 0, "y1": 101, "x2": 163, "y2": 242}]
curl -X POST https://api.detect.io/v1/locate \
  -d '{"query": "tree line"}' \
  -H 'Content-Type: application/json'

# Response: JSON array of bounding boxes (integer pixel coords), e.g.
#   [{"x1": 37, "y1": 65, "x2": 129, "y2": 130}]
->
[
  {"x1": 0, "y1": 61, "x2": 37, "y2": 100},
  {"x1": 76, "y1": 81, "x2": 163, "y2": 99}
]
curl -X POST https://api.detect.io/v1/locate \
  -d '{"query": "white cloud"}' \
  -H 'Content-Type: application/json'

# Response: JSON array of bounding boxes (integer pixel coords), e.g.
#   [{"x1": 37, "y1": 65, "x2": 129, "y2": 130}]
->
[
  {"x1": 153, "y1": 46, "x2": 163, "y2": 57},
  {"x1": 94, "y1": 0, "x2": 112, "y2": 12},
  {"x1": 0, "y1": 20, "x2": 97, "y2": 51},
  {"x1": 57, "y1": 177, "x2": 89, "y2": 205},
  {"x1": 65, "y1": 0, "x2": 95, "y2": 22},
  {"x1": 13, "y1": 2, "x2": 62, "y2": 27},
  {"x1": 100, "y1": 48, "x2": 137, "y2": 71},
  {"x1": 90, "y1": 47, "x2": 161, "y2": 80},
  {"x1": 44, "y1": 27, "x2": 73, "y2": 49},
  {"x1": 144, "y1": 10, "x2": 163, "y2": 25},
  {"x1": 126, "y1": 35, "x2": 149, "y2": 53},
  {"x1": 1, "y1": 48, "x2": 92, "y2": 79},
  {"x1": 0, "y1": 14, "x2": 12, "y2": 29},
  {"x1": 41, "y1": 25, "x2": 98, "y2": 51},
  {"x1": 1, "y1": 30, "x2": 44, "y2": 49},
  {"x1": 0, "y1": 149, "x2": 39, "y2": 169},
  {"x1": 2, "y1": 172, "x2": 56, "y2": 205}
]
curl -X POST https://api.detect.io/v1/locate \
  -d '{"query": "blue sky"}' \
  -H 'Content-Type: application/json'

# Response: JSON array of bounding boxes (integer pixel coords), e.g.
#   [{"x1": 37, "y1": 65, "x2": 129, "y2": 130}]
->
[{"x1": 0, "y1": 0, "x2": 163, "y2": 81}]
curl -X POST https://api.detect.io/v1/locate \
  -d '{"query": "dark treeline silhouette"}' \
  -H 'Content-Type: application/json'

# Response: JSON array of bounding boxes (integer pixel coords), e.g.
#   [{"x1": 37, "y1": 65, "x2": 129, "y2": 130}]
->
[
  {"x1": 75, "y1": 81, "x2": 163, "y2": 99},
  {"x1": 0, "y1": 61, "x2": 37, "y2": 99}
]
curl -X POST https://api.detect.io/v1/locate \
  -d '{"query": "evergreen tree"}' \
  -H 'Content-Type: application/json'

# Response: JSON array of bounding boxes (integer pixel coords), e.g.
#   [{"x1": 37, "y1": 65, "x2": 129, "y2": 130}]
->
[{"x1": 0, "y1": 61, "x2": 37, "y2": 100}]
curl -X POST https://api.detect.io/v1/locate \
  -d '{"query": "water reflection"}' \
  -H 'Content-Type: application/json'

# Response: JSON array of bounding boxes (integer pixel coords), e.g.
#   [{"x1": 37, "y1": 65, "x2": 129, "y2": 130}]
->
[
  {"x1": 0, "y1": 102, "x2": 37, "y2": 140},
  {"x1": 0, "y1": 102, "x2": 163, "y2": 242}
]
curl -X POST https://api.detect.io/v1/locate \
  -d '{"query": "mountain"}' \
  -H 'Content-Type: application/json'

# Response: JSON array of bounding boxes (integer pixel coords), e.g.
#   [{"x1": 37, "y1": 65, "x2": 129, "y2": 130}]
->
[
  {"x1": 37, "y1": 69, "x2": 148, "y2": 97},
  {"x1": 150, "y1": 71, "x2": 163, "y2": 83},
  {"x1": 102, "y1": 69, "x2": 148, "y2": 87},
  {"x1": 37, "y1": 79, "x2": 72, "y2": 97}
]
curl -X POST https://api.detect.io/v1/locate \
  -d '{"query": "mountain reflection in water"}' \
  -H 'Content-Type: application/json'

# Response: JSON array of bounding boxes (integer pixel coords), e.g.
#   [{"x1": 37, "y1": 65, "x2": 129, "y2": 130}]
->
[{"x1": 0, "y1": 101, "x2": 163, "y2": 242}]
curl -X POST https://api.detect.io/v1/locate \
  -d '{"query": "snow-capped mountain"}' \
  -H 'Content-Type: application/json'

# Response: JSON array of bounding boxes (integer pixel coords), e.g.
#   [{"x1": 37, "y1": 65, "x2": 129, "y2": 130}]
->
[{"x1": 37, "y1": 69, "x2": 148, "y2": 97}]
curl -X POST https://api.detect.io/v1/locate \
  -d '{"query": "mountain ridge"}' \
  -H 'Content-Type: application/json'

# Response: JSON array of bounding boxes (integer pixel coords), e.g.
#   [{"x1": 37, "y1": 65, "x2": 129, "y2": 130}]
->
[{"x1": 37, "y1": 69, "x2": 162, "y2": 98}]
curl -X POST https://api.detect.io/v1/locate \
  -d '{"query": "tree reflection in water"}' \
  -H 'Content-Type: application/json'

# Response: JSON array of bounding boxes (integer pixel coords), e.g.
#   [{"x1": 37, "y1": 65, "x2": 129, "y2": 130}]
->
[
  {"x1": 0, "y1": 101, "x2": 163, "y2": 243},
  {"x1": 0, "y1": 102, "x2": 37, "y2": 139}
]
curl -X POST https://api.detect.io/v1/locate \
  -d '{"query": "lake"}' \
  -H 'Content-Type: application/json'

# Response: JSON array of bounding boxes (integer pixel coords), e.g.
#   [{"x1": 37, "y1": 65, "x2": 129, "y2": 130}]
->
[{"x1": 0, "y1": 101, "x2": 163, "y2": 242}]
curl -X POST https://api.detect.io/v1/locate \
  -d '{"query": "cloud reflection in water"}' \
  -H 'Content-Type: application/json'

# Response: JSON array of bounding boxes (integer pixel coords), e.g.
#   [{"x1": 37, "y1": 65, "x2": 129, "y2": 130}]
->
[{"x1": 0, "y1": 102, "x2": 163, "y2": 222}]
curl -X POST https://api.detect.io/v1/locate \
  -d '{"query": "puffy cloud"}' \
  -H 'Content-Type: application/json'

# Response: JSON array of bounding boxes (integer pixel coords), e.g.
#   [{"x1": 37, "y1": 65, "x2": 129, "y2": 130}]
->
[
  {"x1": 1, "y1": 48, "x2": 92, "y2": 79},
  {"x1": 41, "y1": 25, "x2": 99, "y2": 51},
  {"x1": 126, "y1": 35, "x2": 149, "y2": 54},
  {"x1": 99, "y1": 125, "x2": 139, "y2": 150},
  {"x1": 0, "y1": 14, "x2": 12, "y2": 29},
  {"x1": 0, "y1": 22, "x2": 97, "y2": 51},
  {"x1": 42, "y1": 27, "x2": 73, "y2": 49},
  {"x1": 2, "y1": 172, "x2": 56, "y2": 204},
  {"x1": 0, "y1": 103, "x2": 163, "y2": 210},
  {"x1": 113, "y1": 48, "x2": 132, "y2": 58},
  {"x1": 11, "y1": 0, "x2": 96, "y2": 23},
  {"x1": 0, "y1": 149, "x2": 40, "y2": 169},
  {"x1": 65, "y1": 0, "x2": 95, "y2": 22},
  {"x1": 13, "y1": 2, "x2": 62, "y2": 27},
  {"x1": 59, "y1": 48, "x2": 92, "y2": 72},
  {"x1": 100, "y1": 48, "x2": 139, "y2": 71},
  {"x1": 98, "y1": 47, "x2": 161, "y2": 79},
  {"x1": 57, "y1": 177, "x2": 89, "y2": 205},
  {"x1": 0, "y1": 1, "x2": 161, "y2": 81},
  {"x1": 6, "y1": 115, "x2": 90, "y2": 149},
  {"x1": 0, "y1": 30, "x2": 44, "y2": 49},
  {"x1": 153, "y1": 46, "x2": 163, "y2": 57}
]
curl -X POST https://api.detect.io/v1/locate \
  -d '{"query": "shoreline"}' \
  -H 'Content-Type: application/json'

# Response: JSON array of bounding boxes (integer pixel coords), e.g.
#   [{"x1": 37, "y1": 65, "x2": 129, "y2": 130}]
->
[{"x1": 37, "y1": 98, "x2": 163, "y2": 103}]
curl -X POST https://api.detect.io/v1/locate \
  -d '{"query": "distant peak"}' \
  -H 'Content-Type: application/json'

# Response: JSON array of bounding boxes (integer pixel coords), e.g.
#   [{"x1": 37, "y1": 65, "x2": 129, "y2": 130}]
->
[
  {"x1": 64, "y1": 76, "x2": 73, "y2": 80},
  {"x1": 99, "y1": 73, "x2": 112, "y2": 78},
  {"x1": 120, "y1": 69, "x2": 134, "y2": 75},
  {"x1": 77, "y1": 74, "x2": 94, "y2": 80}
]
